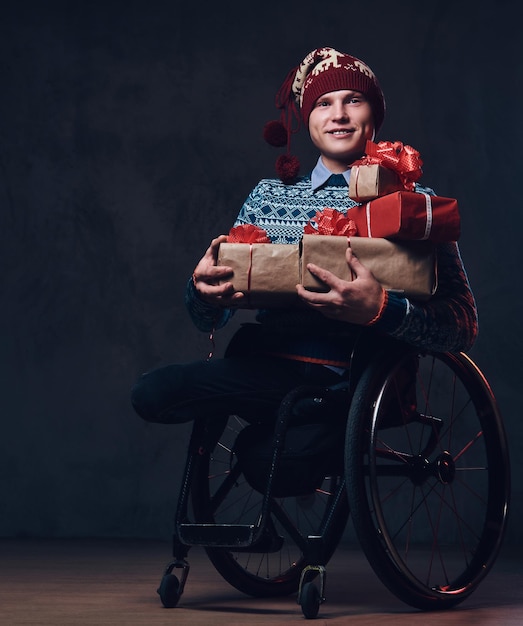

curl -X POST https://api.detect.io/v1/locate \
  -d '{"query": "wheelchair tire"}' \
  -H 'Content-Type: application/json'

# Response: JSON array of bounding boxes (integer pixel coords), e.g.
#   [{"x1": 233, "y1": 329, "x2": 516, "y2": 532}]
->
[
  {"x1": 345, "y1": 348, "x2": 510, "y2": 611},
  {"x1": 157, "y1": 573, "x2": 181, "y2": 608},
  {"x1": 191, "y1": 415, "x2": 349, "y2": 598},
  {"x1": 300, "y1": 582, "x2": 321, "y2": 619}
]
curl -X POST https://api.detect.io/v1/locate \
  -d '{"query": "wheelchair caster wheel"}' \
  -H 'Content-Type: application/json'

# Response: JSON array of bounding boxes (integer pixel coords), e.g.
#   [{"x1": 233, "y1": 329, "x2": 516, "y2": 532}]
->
[
  {"x1": 300, "y1": 581, "x2": 321, "y2": 619},
  {"x1": 157, "y1": 573, "x2": 180, "y2": 608}
]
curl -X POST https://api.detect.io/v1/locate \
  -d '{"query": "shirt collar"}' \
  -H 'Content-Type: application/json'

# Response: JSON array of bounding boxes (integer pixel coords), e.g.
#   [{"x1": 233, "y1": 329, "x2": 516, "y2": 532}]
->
[{"x1": 310, "y1": 156, "x2": 351, "y2": 191}]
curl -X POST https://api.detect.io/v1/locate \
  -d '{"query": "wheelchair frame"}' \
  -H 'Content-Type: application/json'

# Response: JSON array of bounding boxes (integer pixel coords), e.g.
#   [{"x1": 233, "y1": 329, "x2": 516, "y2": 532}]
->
[{"x1": 156, "y1": 338, "x2": 511, "y2": 619}]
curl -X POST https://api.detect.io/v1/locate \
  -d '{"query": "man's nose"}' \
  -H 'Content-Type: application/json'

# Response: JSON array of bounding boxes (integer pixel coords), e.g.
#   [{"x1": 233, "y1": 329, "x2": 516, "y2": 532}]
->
[{"x1": 332, "y1": 102, "x2": 349, "y2": 120}]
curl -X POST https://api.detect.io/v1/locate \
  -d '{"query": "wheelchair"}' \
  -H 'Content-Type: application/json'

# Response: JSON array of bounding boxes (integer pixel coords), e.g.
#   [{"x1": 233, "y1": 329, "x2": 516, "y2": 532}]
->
[{"x1": 156, "y1": 326, "x2": 511, "y2": 620}]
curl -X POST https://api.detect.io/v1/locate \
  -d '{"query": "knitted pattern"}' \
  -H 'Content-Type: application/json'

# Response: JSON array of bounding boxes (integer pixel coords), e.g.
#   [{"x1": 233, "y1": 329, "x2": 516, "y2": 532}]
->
[{"x1": 234, "y1": 175, "x2": 358, "y2": 243}]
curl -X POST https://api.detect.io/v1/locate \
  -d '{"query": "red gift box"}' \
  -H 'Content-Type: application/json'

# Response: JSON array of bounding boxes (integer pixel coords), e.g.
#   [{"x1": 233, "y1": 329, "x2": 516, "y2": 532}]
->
[{"x1": 347, "y1": 191, "x2": 461, "y2": 242}]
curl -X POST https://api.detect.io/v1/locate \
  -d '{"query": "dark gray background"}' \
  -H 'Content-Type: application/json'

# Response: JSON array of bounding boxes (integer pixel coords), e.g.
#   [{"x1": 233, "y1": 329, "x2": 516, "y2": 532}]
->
[{"x1": 1, "y1": 0, "x2": 521, "y2": 545}]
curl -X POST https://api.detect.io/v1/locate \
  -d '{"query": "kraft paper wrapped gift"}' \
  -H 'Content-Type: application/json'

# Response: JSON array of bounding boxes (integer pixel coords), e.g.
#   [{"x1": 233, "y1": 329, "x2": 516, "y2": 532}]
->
[
  {"x1": 300, "y1": 234, "x2": 437, "y2": 300},
  {"x1": 348, "y1": 163, "x2": 404, "y2": 202},
  {"x1": 347, "y1": 191, "x2": 461, "y2": 242},
  {"x1": 348, "y1": 139, "x2": 424, "y2": 202},
  {"x1": 217, "y1": 242, "x2": 300, "y2": 308}
]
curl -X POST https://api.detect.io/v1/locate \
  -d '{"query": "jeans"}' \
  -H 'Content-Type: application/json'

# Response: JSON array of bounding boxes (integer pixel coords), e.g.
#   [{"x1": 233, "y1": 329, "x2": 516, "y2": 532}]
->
[{"x1": 130, "y1": 354, "x2": 345, "y2": 425}]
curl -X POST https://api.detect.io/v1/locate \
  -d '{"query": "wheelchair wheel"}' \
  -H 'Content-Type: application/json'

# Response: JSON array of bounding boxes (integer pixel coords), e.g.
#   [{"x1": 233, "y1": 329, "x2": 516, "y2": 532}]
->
[
  {"x1": 346, "y1": 349, "x2": 510, "y2": 611},
  {"x1": 190, "y1": 415, "x2": 349, "y2": 598},
  {"x1": 157, "y1": 573, "x2": 181, "y2": 608},
  {"x1": 300, "y1": 581, "x2": 321, "y2": 619}
]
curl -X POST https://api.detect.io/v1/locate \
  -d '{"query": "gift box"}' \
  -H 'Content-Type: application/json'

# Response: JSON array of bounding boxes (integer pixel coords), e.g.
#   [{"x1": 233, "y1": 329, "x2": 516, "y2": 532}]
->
[
  {"x1": 348, "y1": 140, "x2": 424, "y2": 202},
  {"x1": 348, "y1": 163, "x2": 404, "y2": 202},
  {"x1": 300, "y1": 234, "x2": 437, "y2": 300},
  {"x1": 347, "y1": 191, "x2": 461, "y2": 242},
  {"x1": 217, "y1": 242, "x2": 300, "y2": 308}
]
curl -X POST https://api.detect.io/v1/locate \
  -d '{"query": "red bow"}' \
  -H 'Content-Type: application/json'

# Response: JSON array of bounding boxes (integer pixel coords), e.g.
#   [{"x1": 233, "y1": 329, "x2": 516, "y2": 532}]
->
[
  {"x1": 228, "y1": 224, "x2": 271, "y2": 243},
  {"x1": 304, "y1": 208, "x2": 358, "y2": 236},
  {"x1": 353, "y1": 140, "x2": 423, "y2": 191}
]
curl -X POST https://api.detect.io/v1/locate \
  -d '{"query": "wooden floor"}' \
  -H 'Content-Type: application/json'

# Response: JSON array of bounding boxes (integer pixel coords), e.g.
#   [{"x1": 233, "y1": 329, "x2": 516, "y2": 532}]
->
[{"x1": 0, "y1": 538, "x2": 521, "y2": 625}]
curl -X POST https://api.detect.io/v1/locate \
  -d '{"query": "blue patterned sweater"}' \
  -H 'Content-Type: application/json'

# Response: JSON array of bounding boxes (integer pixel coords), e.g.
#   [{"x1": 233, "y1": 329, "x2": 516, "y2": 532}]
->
[{"x1": 185, "y1": 173, "x2": 478, "y2": 362}]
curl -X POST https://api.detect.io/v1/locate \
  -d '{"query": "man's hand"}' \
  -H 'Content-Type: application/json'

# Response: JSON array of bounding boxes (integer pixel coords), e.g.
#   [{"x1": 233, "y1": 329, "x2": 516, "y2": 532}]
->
[
  {"x1": 191, "y1": 235, "x2": 247, "y2": 307},
  {"x1": 296, "y1": 247, "x2": 385, "y2": 325}
]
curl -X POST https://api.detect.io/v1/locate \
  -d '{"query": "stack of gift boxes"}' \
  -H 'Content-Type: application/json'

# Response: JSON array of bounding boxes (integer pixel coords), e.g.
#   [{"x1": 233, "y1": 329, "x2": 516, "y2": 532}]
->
[{"x1": 218, "y1": 140, "x2": 461, "y2": 308}]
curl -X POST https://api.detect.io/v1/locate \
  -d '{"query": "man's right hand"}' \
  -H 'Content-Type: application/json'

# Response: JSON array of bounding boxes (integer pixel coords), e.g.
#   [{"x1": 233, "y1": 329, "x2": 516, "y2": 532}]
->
[{"x1": 191, "y1": 235, "x2": 247, "y2": 307}]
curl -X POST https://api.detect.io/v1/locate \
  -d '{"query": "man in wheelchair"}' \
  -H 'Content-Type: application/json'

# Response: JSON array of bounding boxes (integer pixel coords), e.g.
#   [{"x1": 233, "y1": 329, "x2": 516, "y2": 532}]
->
[{"x1": 129, "y1": 47, "x2": 512, "y2": 620}]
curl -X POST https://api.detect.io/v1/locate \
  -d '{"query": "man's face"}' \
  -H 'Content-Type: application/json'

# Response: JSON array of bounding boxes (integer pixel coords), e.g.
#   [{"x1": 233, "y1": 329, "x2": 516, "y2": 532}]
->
[{"x1": 308, "y1": 89, "x2": 375, "y2": 172}]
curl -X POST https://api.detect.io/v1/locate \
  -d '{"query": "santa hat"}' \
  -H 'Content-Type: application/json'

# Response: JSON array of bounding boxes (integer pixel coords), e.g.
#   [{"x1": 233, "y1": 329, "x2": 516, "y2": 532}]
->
[{"x1": 264, "y1": 47, "x2": 386, "y2": 183}]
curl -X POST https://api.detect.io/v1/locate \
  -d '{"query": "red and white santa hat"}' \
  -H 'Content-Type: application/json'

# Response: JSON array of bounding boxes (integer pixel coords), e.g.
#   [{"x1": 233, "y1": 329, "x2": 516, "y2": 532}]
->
[{"x1": 264, "y1": 47, "x2": 386, "y2": 183}]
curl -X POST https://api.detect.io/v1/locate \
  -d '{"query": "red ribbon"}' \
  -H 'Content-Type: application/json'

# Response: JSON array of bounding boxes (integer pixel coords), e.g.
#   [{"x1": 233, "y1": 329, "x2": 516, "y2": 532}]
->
[
  {"x1": 228, "y1": 224, "x2": 271, "y2": 243},
  {"x1": 304, "y1": 207, "x2": 358, "y2": 236},
  {"x1": 352, "y1": 140, "x2": 423, "y2": 191},
  {"x1": 227, "y1": 224, "x2": 271, "y2": 309}
]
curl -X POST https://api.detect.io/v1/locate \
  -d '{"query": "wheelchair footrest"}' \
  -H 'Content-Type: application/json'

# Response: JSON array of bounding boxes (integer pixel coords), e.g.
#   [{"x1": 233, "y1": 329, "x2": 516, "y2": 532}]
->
[{"x1": 178, "y1": 523, "x2": 256, "y2": 548}]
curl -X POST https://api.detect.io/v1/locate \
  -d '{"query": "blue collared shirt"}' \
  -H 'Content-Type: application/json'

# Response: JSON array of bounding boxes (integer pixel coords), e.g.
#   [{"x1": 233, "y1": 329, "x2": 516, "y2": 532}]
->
[{"x1": 310, "y1": 157, "x2": 351, "y2": 191}]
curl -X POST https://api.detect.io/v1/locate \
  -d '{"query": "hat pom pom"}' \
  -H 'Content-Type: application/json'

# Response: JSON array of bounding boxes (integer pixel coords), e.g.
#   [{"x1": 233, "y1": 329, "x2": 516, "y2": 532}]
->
[
  {"x1": 276, "y1": 154, "x2": 300, "y2": 184},
  {"x1": 263, "y1": 120, "x2": 287, "y2": 147}
]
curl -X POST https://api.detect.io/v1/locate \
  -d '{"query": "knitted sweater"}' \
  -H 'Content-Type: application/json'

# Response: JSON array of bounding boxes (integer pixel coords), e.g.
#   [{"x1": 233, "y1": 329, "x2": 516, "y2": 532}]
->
[{"x1": 185, "y1": 174, "x2": 478, "y2": 361}]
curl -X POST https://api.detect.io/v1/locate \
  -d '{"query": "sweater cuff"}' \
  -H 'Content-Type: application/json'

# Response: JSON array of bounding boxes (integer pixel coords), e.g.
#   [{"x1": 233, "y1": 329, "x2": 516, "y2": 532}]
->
[
  {"x1": 371, "y1": 292, "x2": 408, "y2": 333},
  {"x1": 184, "y1": 277, "x2": 232, "y2": 332}
]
